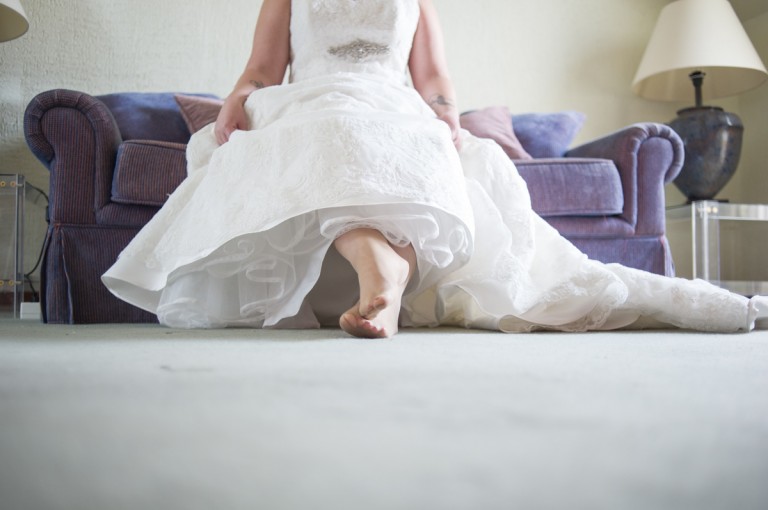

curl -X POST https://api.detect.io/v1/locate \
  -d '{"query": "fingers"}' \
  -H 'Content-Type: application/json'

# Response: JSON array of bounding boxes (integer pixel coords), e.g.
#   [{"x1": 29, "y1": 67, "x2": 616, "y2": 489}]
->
[
  {"x1": 214, "y1": 112, "x2": 243, "y2": 145},
  {"x1": 214, "y1": 98, "x2": 249, "y2": 145},
  {"x1": 214, "y1": 128, "x2": 227, "y2": 146},
  {"x1": 214, "y1": 125, "x2": 237, "y2": 146},
  {"x1": 435, "y1": 113, "x2": 462, "y2": 150},
  {"x1": 215, "y1": 120, "x2": 247, "y2": 145},
  {"x1": 446, "y1": 124, "x2": 461, "y2": 150},
  {"x1": 452, "y1": 127, "x2": 462, "y2": 150}
]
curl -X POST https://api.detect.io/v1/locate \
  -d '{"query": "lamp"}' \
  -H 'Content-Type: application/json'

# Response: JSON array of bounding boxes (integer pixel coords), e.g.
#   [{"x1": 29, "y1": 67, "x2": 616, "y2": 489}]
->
[
  {"x1": 0, "y1": 0, "x2": 28, "y2": 42},
  {"x1": 632, "y1": 0, "x2": 768, "y2": 202}
]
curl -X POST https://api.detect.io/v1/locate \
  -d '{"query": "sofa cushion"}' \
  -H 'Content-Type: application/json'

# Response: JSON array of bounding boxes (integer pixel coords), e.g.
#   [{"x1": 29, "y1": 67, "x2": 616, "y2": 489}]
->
[
  {"x1": 459, "y1": 107, "x2": 532, "y2": 159},
  {"x1": 97, "y1": 92, "x2": 194, "y2": 144},
  {"x1": 516, "y1": 158, "x2": 623, "y2": 217},
  {"x1": 111, "y1": 140, "x2": 188, "y2": 207},
  {"x1": 175, "y1": 94, "x2": 225, "y2": 133},
  {"x1": 511, "y1": 111, "x2": 586, "y2": 158}
]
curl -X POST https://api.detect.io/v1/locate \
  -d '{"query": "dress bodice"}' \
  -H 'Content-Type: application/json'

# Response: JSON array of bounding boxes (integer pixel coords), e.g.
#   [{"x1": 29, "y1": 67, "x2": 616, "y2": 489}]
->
[{"x1": 290, "y1": 0, "x2": 420, "y2": 84}]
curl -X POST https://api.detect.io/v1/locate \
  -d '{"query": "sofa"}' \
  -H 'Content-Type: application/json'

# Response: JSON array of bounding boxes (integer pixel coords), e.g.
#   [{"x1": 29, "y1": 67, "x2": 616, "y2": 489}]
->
[{"x1": 24, "y1": 89, "x2": 684, "y2": 324}]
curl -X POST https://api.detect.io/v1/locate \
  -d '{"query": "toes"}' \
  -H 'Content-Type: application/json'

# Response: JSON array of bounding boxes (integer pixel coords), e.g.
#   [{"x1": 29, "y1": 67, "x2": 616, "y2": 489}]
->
[{"x1": 340, "y1": 311, "x2": 388, "y2": 339}]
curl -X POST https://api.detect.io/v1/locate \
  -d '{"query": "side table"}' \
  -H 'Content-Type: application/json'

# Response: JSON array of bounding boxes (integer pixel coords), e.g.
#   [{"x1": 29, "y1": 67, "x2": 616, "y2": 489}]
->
[
  {"x1": 666, "y1": 200, "x2": 768, "y2": 296},
  {"x1": 0, "y1": 174, "x2": 25, "y2": 318}
]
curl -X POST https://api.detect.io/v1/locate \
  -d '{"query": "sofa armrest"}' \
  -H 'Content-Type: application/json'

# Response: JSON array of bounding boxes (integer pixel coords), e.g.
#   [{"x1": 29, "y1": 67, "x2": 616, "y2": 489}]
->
[
  {"x1": 24, "y1": 89, "x2": 122, "y2": 225},
  {"x1": 565, "y1": 122, "x2": 683, "y2": 235}
]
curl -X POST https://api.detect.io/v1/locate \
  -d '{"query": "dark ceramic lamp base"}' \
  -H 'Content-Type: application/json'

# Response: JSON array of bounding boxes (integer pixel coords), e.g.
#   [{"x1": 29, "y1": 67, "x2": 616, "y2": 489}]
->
[{"x1": 669, "y1": 106, "x2": 743, "y2": 202}]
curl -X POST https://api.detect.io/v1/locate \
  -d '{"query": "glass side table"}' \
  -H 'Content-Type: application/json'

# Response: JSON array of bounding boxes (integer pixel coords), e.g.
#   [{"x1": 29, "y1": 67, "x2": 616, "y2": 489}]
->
[
  {"x1": 0, "y1": 174, "x2": 25, "y2": 318},
  {"x1": 666, "y1": 200, "x2": 768, "y2": 296}
]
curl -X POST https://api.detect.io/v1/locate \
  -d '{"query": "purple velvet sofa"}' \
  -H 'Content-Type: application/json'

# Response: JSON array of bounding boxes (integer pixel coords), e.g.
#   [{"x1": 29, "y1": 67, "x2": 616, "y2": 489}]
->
[{"x1": 24, "y1": 89, "x2": 684, "y2": 324}]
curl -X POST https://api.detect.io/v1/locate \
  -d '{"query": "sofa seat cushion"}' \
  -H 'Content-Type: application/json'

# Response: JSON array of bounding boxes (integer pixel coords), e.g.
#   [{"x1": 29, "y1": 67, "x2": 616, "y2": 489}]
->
[
  {"x1": 111, "y1": 140, "x2": 188, "y2": 207},
  {"x1": 547, "y1": 216, "x2": 635, "y2": 237},
  {"x1": 516, "y1": 158, "x2": 623, "y2": 217}
]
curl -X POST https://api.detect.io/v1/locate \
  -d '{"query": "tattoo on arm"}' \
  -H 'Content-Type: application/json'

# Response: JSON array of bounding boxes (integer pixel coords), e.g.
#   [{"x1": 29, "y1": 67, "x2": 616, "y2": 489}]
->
[
  {"x1": 428, "y1": 94, "x2": 455, "y2": 108},
  {"x1": 250, "y1": 80, "x2": 266, "y2": 89}
]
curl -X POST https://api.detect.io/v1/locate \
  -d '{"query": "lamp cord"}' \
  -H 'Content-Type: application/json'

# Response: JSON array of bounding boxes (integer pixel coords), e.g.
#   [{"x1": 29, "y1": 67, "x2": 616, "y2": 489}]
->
[{"x1": 23, "y1": 183, "x2": 49, "y2": 303}]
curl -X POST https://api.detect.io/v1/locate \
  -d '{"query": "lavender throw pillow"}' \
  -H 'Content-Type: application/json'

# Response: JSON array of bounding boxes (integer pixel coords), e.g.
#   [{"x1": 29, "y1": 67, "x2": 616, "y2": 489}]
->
[{"x1": 511, "y1": 111, "x2": 586, "y2": 158}]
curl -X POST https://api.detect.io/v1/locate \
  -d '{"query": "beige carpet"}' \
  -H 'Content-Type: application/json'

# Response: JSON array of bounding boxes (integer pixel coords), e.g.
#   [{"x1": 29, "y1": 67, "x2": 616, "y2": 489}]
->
[{"x1": 1, "y1": 319, "x2": 767, "y2": 510}]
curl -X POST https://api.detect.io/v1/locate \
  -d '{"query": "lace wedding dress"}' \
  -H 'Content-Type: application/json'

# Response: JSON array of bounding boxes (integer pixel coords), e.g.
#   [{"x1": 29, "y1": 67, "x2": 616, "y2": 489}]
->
[{"x1": 102, "y1": 0, "x2": 766, "y2": 332}]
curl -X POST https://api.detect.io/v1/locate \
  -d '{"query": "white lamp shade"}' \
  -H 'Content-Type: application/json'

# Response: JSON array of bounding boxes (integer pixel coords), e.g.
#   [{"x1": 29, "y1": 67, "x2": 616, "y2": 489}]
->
[
  {"x1": 632, "y1": 0, "x2": 768, "y2": 102},
  {"x1": 0, "y1": 0, "x2": 28, "y2": 42}
]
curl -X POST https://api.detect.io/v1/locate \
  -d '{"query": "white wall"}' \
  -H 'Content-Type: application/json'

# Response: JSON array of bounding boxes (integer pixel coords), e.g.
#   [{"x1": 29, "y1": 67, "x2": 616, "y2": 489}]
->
[
  {"x1": 737, "y1": 10, "x2": 768, "y2": 205},
  {"x1": 1, "y1": 0, "x2": 766, "y2": 282},
  {"x1": 438, "y1": 0, "x2": 672, "y2": 142}
]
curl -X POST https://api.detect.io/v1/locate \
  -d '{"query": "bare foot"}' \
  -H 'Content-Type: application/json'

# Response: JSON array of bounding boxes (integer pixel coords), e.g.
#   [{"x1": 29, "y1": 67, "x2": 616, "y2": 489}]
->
[{"x1": 334, "y1": 229, "x2": 416, "y2": 339}]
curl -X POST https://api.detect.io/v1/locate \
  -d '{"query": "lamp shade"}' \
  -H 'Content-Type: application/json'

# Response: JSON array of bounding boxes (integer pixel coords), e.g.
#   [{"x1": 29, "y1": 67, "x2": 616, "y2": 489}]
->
[
  {"x1": 632, "y1": 0, "x2": 768, "y2": 102},
  {"x1": 0, "y1": 0, "x2": 28, "y2": 42}
]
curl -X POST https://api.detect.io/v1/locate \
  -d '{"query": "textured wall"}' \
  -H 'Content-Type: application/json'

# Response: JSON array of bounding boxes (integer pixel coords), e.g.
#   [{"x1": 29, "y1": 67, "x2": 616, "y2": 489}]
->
[
  {"x1": 1, "y1": 0, "x2": 260, "y2": 190},
  {"x1": 1, "y1": 0, "x2": 766, "y2": 282}
]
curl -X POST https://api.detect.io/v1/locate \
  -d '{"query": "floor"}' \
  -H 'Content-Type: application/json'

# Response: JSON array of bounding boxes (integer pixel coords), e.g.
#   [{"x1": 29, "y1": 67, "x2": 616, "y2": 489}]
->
[{"x1": 1, "y1": 320, "x2": 767, "y2": 510}]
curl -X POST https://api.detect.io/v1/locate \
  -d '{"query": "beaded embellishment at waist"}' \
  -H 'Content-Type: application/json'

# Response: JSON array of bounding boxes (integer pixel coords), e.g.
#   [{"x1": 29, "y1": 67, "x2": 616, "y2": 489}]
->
[{"x1": 328, "y1": 39, "x2": 391, "y2": 62}]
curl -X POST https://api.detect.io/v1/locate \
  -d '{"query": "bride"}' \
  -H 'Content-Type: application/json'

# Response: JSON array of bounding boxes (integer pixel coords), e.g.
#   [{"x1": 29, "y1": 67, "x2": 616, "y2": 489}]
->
[{"x1": 102, "y1": 0, "x2": 768, "y2": 337}]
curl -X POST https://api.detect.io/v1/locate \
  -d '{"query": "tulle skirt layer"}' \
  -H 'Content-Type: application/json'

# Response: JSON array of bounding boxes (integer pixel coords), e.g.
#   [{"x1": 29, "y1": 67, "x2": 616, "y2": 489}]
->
[{"x1": 151, "y1": 204, "x2": 472, "y2": 328}]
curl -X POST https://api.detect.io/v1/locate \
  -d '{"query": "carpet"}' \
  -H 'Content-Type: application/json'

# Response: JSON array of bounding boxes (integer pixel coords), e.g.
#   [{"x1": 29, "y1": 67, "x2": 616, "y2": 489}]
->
[{"x1": 1, "y1": 320, "x2": 767, "y2": 510}]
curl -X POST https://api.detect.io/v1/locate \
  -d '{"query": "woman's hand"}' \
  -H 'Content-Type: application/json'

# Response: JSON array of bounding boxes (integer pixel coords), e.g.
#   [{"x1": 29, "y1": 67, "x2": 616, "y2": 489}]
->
[
  {"x1": 430, "y1": 94, "x2": 462, "y2": 150},
  {"x1": 443, "y1": 114, "x2": 462, "y2": 150},
  {"x1": 214, "y1": 94, "x2": 250, "y2": 145}
]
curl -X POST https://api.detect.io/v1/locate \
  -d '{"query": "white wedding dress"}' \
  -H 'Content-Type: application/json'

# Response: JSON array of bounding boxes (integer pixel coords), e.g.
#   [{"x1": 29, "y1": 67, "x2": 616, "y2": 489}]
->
[{"x1": 102, "y1": 0, "x2": 765, "y2": 333}]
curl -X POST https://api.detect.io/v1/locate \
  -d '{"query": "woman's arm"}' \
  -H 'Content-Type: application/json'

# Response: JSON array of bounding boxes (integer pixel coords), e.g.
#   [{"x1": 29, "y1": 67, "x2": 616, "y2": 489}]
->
[
  {"x1": 214, "y1": 0, "x2": 291, "y2": 145},
  {"x1": 408, "y1": 0, "x2": 461, "y2": 148}
]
